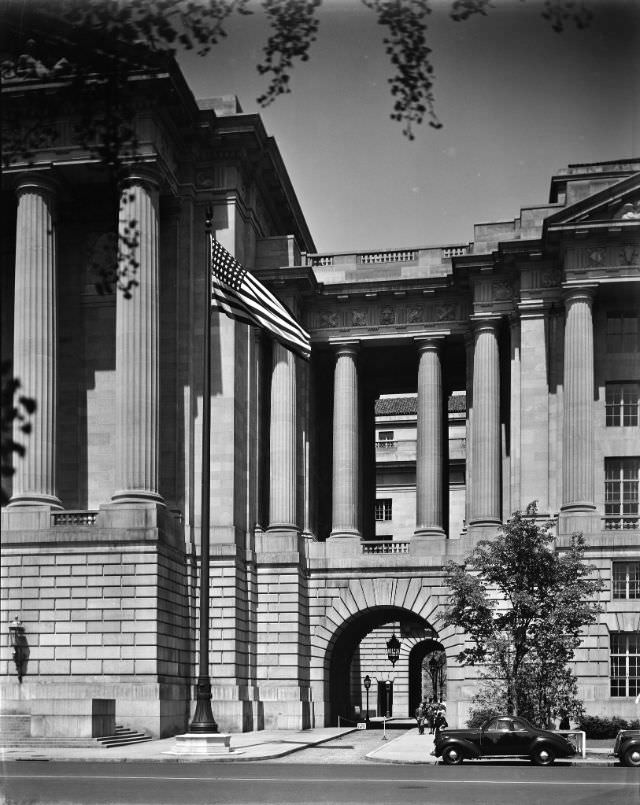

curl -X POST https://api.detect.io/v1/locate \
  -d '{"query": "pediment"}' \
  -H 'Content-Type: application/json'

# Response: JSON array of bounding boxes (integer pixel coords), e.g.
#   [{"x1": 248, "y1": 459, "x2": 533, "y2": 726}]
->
[{"x1": 544, "y1": 172, "x2": 640, "y2": 234}]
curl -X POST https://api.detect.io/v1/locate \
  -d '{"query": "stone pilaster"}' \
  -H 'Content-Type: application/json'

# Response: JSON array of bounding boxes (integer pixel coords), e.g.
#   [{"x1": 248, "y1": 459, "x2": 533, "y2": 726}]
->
[
  {"x1": 518, "y1": 302, "x2": 550, "y2": 516},
  {"x1": 330, "y1": 343, "x2": 360, "y2": 539},
  {"x1": 413, "y1": 338, "x2": 445, "y2": 540},
  {"x1": 268, "y1": 343, "x2": 298, "y2": 536},
  {"x1": 111, "y1": 170, "x2": 163, "y2": 504},
  {"x1": 9, "y1": 175, "x2": 61, "y2": 508},
  {"x1": 559, "y1": 286, "x2": 599, "y2": 534},
  {"x1": 469, "y1": 318, "x2": 501, "y2": 532}
]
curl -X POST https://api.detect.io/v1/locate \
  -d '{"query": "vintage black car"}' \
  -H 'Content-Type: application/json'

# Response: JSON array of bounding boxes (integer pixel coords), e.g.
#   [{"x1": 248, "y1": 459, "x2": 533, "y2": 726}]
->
[
  {"x1": 613, "y1": 729, "x2": 640, "y2": 767},
  {"x1": 432, "y1": 715, "x2": 576, "y2": 766}
]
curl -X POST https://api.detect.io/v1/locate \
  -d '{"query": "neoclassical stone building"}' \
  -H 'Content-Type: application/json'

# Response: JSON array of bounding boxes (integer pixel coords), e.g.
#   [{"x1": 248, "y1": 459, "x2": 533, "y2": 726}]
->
[{"x1": 1, "y1": 59, "x2": 639, "y2": 738}]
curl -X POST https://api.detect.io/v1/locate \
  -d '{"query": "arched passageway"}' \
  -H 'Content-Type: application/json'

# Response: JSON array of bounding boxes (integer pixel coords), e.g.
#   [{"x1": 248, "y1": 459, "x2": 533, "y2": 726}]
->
[
  {"x1": 408, "y1": 639, "x2": 448, "y2": 715},
  {"x1": 326, "y1": 605, "x2": 438, "y2": 724}
]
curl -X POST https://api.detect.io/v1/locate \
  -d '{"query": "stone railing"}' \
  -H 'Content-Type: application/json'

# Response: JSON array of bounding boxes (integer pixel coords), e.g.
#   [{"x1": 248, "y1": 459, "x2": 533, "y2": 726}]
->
[
  {"x1": 362, "y1": 540, "x2": 410, "y2": 554},
  {"x1": 360, "y1": 250, "x2": 417, "y2": 264},
  {"x1": 52, "y1": 510, "x2": 98, "y2": 526},
  {"x1": 311, "y1": 255, "x2": 334, "y2": 266},
  {"x1": 441, "y1": 246, "x2": 469, "y2": 258},
  {"x1": 603, "y1": 516, "x2": 639, "y2": 530}
]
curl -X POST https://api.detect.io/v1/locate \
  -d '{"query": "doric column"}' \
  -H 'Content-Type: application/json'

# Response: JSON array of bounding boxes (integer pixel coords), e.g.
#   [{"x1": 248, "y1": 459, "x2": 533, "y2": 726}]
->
[
  {"x1": 268, "y1": 342, "x2": 298, "y2": 534},
  {"x1": 330, "y1": 343, "x2": 360, "y2": 539},
  {"x1": 112, "y1": 170, "x2": 163, "y2": 503},
  {"x1": 469, "y1": 317, "x2": 502, "y2": 529},
  {"x1": 9, "y1": 175, "x2": 61, "y2": 508},
  {"x1": 413, "y1": 338, "x2": 445, "y2": 539},
  {"x1": 560, "y1": 287, "x2": 597, "y2": 523}
]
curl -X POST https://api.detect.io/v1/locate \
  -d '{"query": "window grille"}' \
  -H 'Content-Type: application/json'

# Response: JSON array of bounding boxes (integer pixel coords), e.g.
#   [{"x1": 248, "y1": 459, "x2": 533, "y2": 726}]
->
[
  {"x1": 611, "y1": 632, "x2": 640, "y2": 697},
  {"x1": 607, "y1": 313, "x2": 639, "y2": 353},
  {"x1": 375, "y1": 499, "x2": 392, "y2": 521},
  {"x1": 605, "y1": 383, "x2": 639, "y2": 426},
  {"x1": 604, "y1": 458, "x2": 639, "y2": 530},
  {"x1": 613, "y1": 561, "x2": 640, "y2": 599}
]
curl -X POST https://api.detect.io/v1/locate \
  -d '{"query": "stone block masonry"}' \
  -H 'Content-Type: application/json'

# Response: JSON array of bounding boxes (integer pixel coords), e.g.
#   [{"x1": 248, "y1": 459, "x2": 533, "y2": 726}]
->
[{"x1": 0, "y1": 519, "x2": 191, "y2": 738}]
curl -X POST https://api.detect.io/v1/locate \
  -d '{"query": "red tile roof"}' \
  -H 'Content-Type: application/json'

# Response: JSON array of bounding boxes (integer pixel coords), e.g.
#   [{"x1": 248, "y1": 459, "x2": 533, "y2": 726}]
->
[{"x1": 375, "y1": 394, "x2": 466, "y2": 416}]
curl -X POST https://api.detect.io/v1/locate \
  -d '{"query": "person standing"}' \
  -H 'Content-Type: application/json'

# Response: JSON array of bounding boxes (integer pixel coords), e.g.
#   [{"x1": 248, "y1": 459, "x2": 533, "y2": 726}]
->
[{"x1": 415, "y1": 701, "x2": 426, "y2": 734}]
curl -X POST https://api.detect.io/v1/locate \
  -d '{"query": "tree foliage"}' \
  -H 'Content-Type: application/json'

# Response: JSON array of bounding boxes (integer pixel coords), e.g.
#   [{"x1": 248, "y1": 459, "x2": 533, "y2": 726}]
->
[
  {"x1": 444, "y1": 508, "x2": 604, "y2": 724},
  {"x1": 1, "y1": 362, "x2": 36, "y2": 506}
]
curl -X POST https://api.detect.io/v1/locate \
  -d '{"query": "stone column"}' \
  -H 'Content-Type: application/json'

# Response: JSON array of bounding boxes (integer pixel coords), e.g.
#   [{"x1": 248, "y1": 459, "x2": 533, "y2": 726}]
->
[
  {"x1": 560, "y1": 286, "x2": 598, "y2": 532},
  {"x1": 469, "y1": 318, "x2": 502, "y2": 531},
  {"x1": 268, "y1": 342, "x2": 298, "y2": 536},
  {"x1": 9, "y1": 175, "x2": 61, "y2": 508},
  {"x1": 413, "y1": 338, "x2": 446, "y2": 539},
  {"x1": 330, "y1": 343, "x2": 360, "y2": 539},
  {"x1": 111, "y1": 170, "x2": 163, "y2": 503}
]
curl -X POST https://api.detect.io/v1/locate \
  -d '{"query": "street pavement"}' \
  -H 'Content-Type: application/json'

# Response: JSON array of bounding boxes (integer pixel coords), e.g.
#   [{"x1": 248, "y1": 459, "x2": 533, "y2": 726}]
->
[{"x1": 0, "y1": 725, "x2": 617, "y2": 765}]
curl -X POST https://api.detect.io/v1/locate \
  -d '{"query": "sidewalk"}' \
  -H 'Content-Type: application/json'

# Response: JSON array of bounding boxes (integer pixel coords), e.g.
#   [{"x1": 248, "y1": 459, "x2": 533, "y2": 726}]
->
[
  {"x1": 0, "y1": 727, "x2": 618, "y2": 765},
  {"x1": 366, "y1": 727, "x2": 618, "y2": 766},
  {"x1": 0, "y1": 727, "x2": 356, "y2": 763}
]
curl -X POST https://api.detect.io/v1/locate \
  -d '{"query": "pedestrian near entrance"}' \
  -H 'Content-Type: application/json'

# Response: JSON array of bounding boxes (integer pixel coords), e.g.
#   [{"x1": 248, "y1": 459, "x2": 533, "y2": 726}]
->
[
  {"x1": 414, "y1": 701, "x2": 427, "y2": 734},
  {"x1": 434, "y1": 709, "x2": 448, "y2": 733}
]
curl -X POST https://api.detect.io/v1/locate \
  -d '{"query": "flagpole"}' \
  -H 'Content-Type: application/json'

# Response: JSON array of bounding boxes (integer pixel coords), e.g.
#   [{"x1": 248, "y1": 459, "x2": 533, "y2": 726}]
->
[{"x1": 189, "y1": 207, "x2": 218, "y2": 734}]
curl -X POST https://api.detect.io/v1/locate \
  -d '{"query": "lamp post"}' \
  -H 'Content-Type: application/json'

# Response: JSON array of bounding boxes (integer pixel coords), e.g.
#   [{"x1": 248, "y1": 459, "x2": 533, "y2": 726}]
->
[
  {"x1": 8, "y1": 616, "x2": 28, "y2": 683},
  {"x1": 363, "y1": 674, "x2": 371, "y2": 723}
]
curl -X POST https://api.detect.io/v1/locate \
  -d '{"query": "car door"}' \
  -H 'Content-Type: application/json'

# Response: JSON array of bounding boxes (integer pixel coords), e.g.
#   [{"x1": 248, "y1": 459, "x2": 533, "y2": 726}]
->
[
  {"x1": 508, "y1": 717, "x2": 532, "y2": 755},
  {"x1": 482, "y1": 718, "x2": 514, "y2": 755}
]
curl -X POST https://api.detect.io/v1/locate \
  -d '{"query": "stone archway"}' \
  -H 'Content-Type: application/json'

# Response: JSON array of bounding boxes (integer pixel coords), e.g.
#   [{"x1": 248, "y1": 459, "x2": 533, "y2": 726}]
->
[{"x1": 408, "y1": 639, "x2": 447, "y2": 716}]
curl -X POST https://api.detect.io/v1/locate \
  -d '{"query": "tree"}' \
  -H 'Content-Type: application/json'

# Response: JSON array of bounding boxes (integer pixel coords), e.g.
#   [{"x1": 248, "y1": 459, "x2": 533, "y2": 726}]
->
[{"x1": 443, "y1": 508, "x2": 603, "y2": 724}]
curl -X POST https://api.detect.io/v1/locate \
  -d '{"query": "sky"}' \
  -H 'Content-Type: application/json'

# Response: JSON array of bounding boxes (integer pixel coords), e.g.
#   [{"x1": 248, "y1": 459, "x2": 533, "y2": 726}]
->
[{"x1": 179, "y1": 0, "x2": 640, "y2": 254}]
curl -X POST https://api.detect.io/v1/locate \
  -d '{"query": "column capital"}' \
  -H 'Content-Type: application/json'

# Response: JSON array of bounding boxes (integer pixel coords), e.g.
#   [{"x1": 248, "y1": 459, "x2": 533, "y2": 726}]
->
[
  {"x1": 413, "y1": 334, "x2": 446, "y2": 353},
  {"x1": 469, "y1": 314, "x2": 502, "y2": 337},
  {"x1": 330, "y1": 340, "x2": 359, "y2": 357},
  {"x1": 118, "y1": 164, "x2": 162, "y2": 193},
  {"x1": 15, "y1": 172, "x2": 59, "y2": 202},
  {"x1": 561, "y1": 283, "x2": 598, "y2": 303}
]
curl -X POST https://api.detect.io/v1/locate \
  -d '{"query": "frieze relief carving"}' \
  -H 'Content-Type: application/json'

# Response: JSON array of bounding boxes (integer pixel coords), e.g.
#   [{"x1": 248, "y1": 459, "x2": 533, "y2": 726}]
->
[
  {"x1": 380, "y1": 306, "x2": 395, "y2": 325},
  {"x1": 352, "y1": 310, "x2": 367, "y2": 327},
  {"x1": 435, "y1": 302, "x2": 456, "y2": 321},
  {"x1": 195, "y1": 167, "x2": 226, "y2": 188},
  {"x1": 408, "y1": 306, "x2": 424, "y2": 323},
  {"x1": 492, "y1": 280, "x2": 513, "y2": 301},
  {"x1": 540, "y1": 269, "x2": 562, "y2": 288},
  {"x1": 573, "y1": 244, "x2": 640, "y2": 269},
  {"x1": 319, "y1": 311, "x2": 338, "y2": 328}
]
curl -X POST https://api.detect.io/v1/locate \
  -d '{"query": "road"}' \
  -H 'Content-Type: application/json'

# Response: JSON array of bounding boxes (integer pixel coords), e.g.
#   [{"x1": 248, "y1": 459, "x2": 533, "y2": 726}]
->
[{"x1": 2, "y1": 760, "x2": 638, "y2": 805}]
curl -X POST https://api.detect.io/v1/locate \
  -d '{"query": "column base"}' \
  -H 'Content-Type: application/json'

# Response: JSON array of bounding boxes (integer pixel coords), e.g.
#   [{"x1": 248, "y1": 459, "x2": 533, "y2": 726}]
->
[
  {"x1": 329, "y1": 528, "x2": 361, "y2": 540},
  {"x1": 558, "y1": 506, "x2": 600, "y2": 537},
  {"x1": 111, "y1": 490, "x2": 165, "y2": 504},
  {"x1": 467, "y1": 519, "x2": 502, "y2": 540},
  {"x1": 6, "y1": 494, "x2": 62, "y2": 509},
  {"x1": 413, "y1": 527, "x2": 446, "y2": 539}
]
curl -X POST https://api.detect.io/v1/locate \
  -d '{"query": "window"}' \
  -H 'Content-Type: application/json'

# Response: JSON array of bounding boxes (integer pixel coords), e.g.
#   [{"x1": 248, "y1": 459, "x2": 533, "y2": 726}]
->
[
  {"x1": 607, "y1": 313, "x2": 639, "y2": 353},
  {"x1": 613, "y1": 562, "x2": 640, "y2": 599},
  {"x1": 375, "y1": 499, "x2": 392, "y2": 521},
  {"x1": 606, "y1": 383, "x2": 639, "y2": 426},
  {"x1": 604, "y1": 458, "x2": 640, "y2": 530},
  {"x1": 611, "y1": 632, "x2": 640, "y2": 697},
  {"x1": 377, "y1": 430, "x2": 395, "y2": 448}
]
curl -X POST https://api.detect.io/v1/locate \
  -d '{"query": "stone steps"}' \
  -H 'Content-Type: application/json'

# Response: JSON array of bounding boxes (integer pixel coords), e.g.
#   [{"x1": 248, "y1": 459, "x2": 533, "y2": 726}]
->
[{"x1": 95, "y1": 726, "x2": 152, "y2": 748}]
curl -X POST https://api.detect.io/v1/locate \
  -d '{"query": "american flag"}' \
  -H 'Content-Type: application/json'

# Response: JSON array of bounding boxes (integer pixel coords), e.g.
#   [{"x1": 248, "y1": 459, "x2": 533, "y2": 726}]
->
[{"x1": 209, "y1": 235, "x2": 311, "y2": 361}]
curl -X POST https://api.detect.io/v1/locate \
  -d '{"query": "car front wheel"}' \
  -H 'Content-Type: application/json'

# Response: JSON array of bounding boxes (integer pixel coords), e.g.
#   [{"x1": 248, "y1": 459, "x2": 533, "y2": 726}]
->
[
  {"x1": 531, "y1": 745, "x2": 555, "y2": 766},
  {"x1": 621, "y1": 746, "x2": 640, "y2": 767},
  {"x1": 442, "y1": 745, "x2": 464, "y2": 765}
]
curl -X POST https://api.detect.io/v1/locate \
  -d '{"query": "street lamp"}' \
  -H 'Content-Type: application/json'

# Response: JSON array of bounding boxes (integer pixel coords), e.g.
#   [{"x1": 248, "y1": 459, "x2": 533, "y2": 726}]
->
[
  {"x1": 8, "y1": 616, "x2": 28, "y2": 683},
  {"x1": 428, "y1": 653, "x2": 444, "y2": 701},
  {"x1": 363, "y1": 674, "x2": 371, "y2": 723},
  {"x1": 386, "y1": 633, "x2": 400, "y2": 667}
]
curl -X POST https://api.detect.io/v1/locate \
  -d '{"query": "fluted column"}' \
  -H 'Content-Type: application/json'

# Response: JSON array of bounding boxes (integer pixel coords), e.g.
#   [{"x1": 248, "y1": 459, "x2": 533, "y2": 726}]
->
[
  {"x1": 560, "y1": 287, "x2": 597, "y2": 523},
  {"x1": 112, "y1": 170, "x2": 163, "y2": 503},
  {"x1": 469, "y1": 318, "x2": 501, "y2": 529},
  {"x1": 413, "y1": 338, "x2": 445, "y2": 539},
  {"x1": 330, "y1": 343, "x2": 360, "y2": 539},
  {"x1": 268, "y1": 342, "x2": 298, "y2": 533},
  {"x1": 9, "y1": 175, "x2": 61, "y2": 508}
]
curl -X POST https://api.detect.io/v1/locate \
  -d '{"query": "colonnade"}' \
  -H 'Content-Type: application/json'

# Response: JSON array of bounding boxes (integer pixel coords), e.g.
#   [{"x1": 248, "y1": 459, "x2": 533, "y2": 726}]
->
[
  {"x1": 9, "y1": 170, "x2": 163, "y2": 509},
  {"x1": 9, "y1": 170, "x2": 598, "y2": 538}
]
